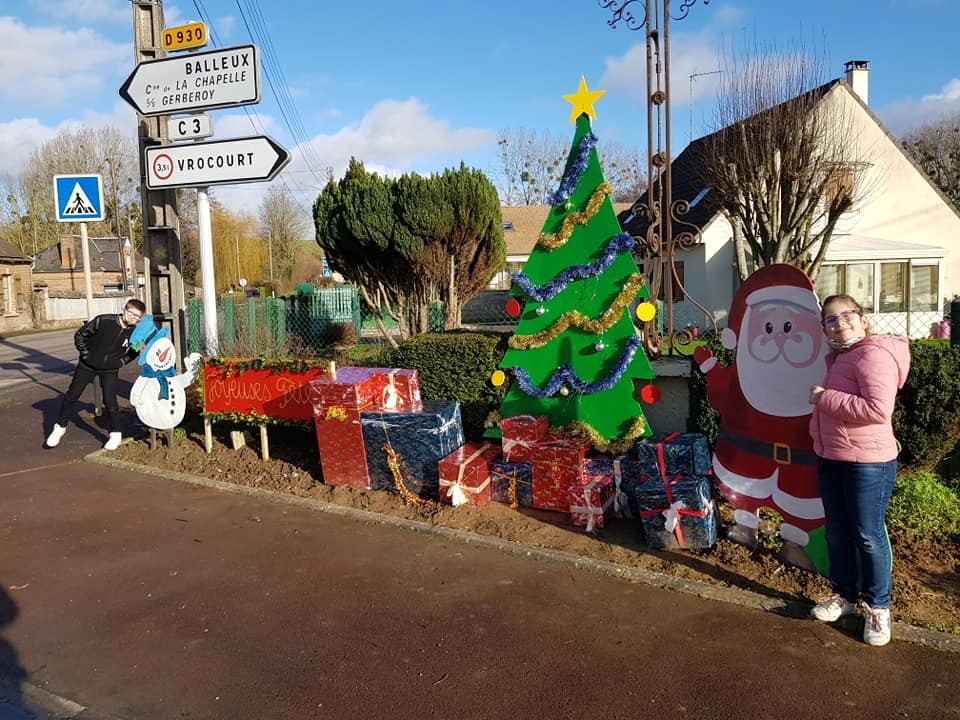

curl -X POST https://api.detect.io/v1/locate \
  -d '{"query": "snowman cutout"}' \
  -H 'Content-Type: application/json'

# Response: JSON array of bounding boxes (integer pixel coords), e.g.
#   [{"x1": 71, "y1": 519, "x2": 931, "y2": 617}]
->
[{"x1": 129, "y1": 317, "x2": 201, "y2": 441}]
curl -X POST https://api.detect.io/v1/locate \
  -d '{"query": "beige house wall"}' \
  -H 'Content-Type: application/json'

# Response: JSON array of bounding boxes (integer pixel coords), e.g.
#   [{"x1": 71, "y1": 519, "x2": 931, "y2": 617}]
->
[{"x1": 0, "y1": 263, "x2": 36, "y2": 333}]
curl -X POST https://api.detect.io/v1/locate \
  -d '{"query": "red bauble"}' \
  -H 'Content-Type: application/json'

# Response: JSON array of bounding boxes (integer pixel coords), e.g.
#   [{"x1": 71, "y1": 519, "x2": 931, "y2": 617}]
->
[
  {"x1": 505, "y1": 298, "x2": 522, "y2": 318},
  {"x1": 640, "y1": 383, "x2": 661, "y2": 404}
]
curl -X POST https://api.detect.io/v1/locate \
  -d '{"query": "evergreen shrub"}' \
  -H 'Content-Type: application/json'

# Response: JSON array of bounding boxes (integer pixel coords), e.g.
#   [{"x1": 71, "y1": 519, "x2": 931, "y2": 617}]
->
[
  {"x1": 380, "y1": 332, "x2": 508, "y2": 439},
  {"x1": 888, "y1": 470, "x2": 960, "y2": 540}
]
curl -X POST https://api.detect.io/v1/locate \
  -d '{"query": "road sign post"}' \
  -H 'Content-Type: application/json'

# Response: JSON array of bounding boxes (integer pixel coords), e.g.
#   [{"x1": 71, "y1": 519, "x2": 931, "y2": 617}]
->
[
  {"x1": 54, "y1": 174, "x2": 105, "y2": 319},
  {"x1": 118, "y1": 44, "x2": 261, "y2": 116},
  {"x1": 145, "y1": 136, "x2": 290, "y2": 189}
]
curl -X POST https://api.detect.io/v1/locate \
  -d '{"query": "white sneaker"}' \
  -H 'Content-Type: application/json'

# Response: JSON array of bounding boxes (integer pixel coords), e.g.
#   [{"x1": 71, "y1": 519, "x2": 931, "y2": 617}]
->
[
  {"x1": 810, "y1": 594, "x2": 857, "y2": 622},
  {"x1": 103, "y1": 432, "x2": 122, "y2": 451},
  {"x1": 862, "y1": 604, "x2": 892, "y2": 646},
  {"x1": 46, "y1": 423, "x2": 67, "y2": 447}
]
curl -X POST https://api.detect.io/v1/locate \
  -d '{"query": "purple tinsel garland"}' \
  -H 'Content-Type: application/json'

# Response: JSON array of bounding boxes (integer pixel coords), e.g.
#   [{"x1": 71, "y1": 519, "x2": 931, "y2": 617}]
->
[
  {"x1": 508, "y1": 335, "x2": 641, "y2": 398},
  {"x1": 511, "y1": 233, "x2": 634, "y2": 302},
  {"x1": 547, "y1": 132, "x2": 598, "y2": 206}
]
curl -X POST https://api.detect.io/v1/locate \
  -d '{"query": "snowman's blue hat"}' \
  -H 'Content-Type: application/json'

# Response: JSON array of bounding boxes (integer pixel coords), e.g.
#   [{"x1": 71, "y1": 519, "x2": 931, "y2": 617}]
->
[{"x1": 129, "y1": 315, "x2": 170, "y2": 365}]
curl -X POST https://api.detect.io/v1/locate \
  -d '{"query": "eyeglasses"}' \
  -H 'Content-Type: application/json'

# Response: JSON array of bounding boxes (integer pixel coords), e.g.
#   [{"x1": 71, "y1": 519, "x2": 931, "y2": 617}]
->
[
  {"x1": 822, "y1": 310, "x2": 859, "y2": 328},
  {"x1": 124, "y1": 309, "x2": 143, "y2": 321}
]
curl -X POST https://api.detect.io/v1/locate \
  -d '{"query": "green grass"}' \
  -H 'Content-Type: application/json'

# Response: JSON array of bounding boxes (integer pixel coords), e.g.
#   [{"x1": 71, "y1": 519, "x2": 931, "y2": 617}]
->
[{"x1": 888, "y1": 470, "x2": 960, "y2": 541}]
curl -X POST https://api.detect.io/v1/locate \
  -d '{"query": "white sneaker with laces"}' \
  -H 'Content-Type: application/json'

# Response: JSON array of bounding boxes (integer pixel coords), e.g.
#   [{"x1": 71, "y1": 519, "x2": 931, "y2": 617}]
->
[
  {"x1": 103, "y1": 432, "x2": 122, "y2": 451},
  {"x1": 46, "y1": 423, "x2": 67, "y2": 447},
  {"x1": 862, "y1": 604, "x2": 891, "y2": 646},
  {"x1": 810, "y1": 594, "x2": 857, "y2": 622}
]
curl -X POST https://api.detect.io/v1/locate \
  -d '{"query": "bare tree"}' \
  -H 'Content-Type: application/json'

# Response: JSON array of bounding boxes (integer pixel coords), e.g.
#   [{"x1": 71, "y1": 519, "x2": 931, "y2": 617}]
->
[
  {"x1": 259, "y1": 185, "x2": 311, "y2": 292},
  {"x1": 902, "y1": 114, "x2": 960, "y2": 210},
  {"x1": 494, "y1": 128, "x2": 647, "y2": 206},
  {"x1": 701, "y1": 41, "x2": 869, "y2": 279}
]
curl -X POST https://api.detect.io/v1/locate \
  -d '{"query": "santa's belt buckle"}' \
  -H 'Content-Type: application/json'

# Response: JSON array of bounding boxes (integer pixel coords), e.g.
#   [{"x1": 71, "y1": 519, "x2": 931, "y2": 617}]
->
[{"x1": 773, "y1": 442, "x2": 792, "y2": 465}]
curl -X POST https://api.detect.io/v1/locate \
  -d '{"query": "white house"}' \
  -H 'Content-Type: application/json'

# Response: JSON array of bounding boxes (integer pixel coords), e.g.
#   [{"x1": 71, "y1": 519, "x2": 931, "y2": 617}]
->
[{"x1": 619, "y1": 60, "x2": 960, "y2": 339}]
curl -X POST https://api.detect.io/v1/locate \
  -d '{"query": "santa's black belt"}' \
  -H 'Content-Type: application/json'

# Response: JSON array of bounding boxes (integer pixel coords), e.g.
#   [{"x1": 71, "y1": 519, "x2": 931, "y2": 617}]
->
[{"x1": 717, "y1": 428, "x2": 818, "y2": 466}]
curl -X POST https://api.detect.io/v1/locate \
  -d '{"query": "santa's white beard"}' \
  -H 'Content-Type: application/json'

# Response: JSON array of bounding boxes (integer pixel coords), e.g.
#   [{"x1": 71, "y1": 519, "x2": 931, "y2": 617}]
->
[{"x1": 738, "y1": 334, "x2": 825, "y2": 418}]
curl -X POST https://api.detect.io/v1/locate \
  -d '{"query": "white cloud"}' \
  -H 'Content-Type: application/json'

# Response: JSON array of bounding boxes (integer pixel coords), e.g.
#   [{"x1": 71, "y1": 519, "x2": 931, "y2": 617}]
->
[
  {"x1": 878, "y1": 77, "x2": 960, "y2": 136},
  {"x1": 206, "y1": 99, "x2": 495, "y2": 215},
  {"x1": 600, "y1": 30, "x2": 723, "y2": 107},
  {"x1": 0, "y1": 119, "x2": 57, "y2": 179},
  {"x1": 29, "y1": 0, "x2": 130, "y2": 24},
  {"x1": 0, "y1": 17, "x2": 129, "y2": 108}
]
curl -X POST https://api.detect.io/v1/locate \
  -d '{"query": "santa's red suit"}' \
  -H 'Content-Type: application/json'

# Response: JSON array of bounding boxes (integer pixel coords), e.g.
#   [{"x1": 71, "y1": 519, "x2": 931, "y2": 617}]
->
[{"x1": 696, "y1": 264, "x2": 827, "y2": 546}]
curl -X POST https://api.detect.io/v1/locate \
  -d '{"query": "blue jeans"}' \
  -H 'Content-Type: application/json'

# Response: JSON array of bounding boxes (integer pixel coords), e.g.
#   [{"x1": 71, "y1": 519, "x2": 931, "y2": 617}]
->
[{"x1": 817, "y1": 458, "x2": 896, "y2": 608}]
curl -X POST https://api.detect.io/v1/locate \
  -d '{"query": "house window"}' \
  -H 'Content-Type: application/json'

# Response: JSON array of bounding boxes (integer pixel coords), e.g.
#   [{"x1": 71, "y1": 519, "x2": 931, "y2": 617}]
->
[
  {"x1": 2, "y1": 274, "x2": 15, "y2": 315},
  {"x1": 879, "y1": 262, "x2": 908, "y2": 313},
  {"x1": 817, "y1": 265, "x2": 842, "y2": 298},
  {"x1": 846, "y1": 264, "x2": 875, "y2": 313},
  {"x1": 910, "y1": 262, "x2": 939, "y2": 312}
]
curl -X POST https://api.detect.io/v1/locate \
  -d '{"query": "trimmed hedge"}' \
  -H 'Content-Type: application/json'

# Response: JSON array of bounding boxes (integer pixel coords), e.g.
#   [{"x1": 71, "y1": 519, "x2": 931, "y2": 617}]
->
[{"x1": 377, "y1": 331, "x2": 509, "y2": 439}]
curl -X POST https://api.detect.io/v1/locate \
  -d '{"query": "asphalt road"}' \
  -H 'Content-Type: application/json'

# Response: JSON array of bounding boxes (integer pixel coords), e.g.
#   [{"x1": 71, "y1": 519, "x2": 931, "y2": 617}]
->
[{"x1": 1, "y1": 330, "x2": 959, "y2": 720}]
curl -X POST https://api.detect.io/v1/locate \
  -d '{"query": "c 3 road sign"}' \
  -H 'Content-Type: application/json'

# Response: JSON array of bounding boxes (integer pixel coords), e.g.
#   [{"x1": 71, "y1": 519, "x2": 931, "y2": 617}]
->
[{"x1": 144, "y1": 135, "x2": 291, "y2": 189}]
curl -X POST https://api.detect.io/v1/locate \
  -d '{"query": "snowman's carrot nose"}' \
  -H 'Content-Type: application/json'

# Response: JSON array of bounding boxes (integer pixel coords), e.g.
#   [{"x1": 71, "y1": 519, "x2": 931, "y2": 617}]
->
[{"x1": 159, "y1": 348, "x2": 170, "y2": 364}]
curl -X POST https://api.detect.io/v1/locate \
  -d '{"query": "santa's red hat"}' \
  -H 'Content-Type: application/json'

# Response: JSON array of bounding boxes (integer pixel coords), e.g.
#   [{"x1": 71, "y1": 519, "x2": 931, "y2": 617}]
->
[{"x1": 722, "y1": 264, "x2": 820, "y2": 349}]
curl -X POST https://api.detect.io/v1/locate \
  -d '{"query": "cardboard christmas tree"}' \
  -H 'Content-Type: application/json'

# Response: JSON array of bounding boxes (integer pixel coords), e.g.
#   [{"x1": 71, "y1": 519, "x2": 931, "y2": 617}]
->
[{"x1": 493, "y1": 77, "x2": 656, "y2": 451}]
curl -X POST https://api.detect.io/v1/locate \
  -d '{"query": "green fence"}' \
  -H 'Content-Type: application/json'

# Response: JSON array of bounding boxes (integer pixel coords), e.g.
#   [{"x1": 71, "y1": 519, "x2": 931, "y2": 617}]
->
[{"x1": 187, "y1": 286, "x2": 361, "y2": 356}]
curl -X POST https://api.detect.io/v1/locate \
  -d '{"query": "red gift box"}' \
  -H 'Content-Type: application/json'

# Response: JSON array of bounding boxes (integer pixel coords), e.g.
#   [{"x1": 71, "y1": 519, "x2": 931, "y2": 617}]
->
[
  {"x1": 438, "y1": 441, "x2": 502, "y2": 508},
  {"x1": 310, "y1": 367, "x2": 384, "y2": 409},
  {"x1": 530, "y1": 435, "x2": 592, "y2": 512},
  {"x1": 367, "y1": 368, "x2": 423, "y2": 413},
  {"x1": 313, "y1": 404, "x2": 371, "y2": 489},
  {"x1": 501, "y1": 414, "x2": 549, "y2": 462},
  {"x1": 568, "y1": 474, "x2": 615, "y2": 532}
]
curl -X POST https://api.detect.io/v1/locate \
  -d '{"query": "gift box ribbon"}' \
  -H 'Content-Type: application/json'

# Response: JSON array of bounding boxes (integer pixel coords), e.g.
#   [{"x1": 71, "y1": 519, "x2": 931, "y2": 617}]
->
[
  {"x1": 442, "y1": 442, "x2": 494, "y2": 507},
  {"x1": 570, "y1": 478, "x2": 614, "y2": 533},
  {"x1": 638, "y1": 435, "x2": 711, "y2": 548},
  {"x1": 491, "y1": 468, "x2": 532, "y2": 509}
]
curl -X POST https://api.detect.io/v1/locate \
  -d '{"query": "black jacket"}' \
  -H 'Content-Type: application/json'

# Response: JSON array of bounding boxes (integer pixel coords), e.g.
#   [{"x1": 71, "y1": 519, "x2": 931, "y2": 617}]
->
[{"x1": 74, "y1": 314, "x2": 138, "y2": 372}]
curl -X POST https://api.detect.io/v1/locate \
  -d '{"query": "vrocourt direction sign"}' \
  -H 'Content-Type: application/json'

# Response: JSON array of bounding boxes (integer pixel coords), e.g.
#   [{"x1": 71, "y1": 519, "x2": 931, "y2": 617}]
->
[
  {"x1": 145, "y1": 135, "x2": 291, "y2": 190},
  {"x1": 119, "y1": 44, "x2": 260, "y2": 117}
]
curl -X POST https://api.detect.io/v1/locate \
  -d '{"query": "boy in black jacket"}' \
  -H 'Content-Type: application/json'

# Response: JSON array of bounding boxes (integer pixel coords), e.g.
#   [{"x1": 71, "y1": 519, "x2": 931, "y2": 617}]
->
[{"x1": 46, "y1": 298, "x2": 147, "y2": 450}]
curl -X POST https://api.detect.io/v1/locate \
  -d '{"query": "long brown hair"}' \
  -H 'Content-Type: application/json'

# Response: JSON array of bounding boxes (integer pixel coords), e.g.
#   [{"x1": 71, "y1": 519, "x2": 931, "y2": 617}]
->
[{"x1": 821, "y1": 294, "x2": 871, "y2": 336}]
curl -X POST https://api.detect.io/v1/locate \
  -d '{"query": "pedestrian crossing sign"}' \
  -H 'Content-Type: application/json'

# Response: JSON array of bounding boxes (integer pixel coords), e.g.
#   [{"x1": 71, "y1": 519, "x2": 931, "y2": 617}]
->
[{"x1": 54, "y1": 174, "x2": 104, "y2": 222}]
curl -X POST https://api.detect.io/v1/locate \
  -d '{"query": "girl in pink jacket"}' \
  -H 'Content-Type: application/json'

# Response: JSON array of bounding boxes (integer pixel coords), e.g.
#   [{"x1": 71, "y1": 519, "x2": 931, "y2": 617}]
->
[{"x1": 807, "y1": 294, "x2": 911, "y2": 646}]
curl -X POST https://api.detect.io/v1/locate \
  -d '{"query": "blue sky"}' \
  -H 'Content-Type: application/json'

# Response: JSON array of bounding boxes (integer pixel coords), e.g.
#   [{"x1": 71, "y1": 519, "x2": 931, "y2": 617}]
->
[{"x1": 2, "y1": 0, "x2": 959, "y2": 215}]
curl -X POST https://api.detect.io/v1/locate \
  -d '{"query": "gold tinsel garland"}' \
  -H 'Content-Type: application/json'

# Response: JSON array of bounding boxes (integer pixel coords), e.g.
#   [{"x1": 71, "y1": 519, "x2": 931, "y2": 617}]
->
[
  {"x1": 508, "y1": 273, "x2": 646, "y2": 350},
  {"x1": 385, "y1": 443, "x2": 430, "y2": 506},
  {"x1": 552, "y1": 416, "x2": 649, "y2": 456},
  {"x1": 537, "y1": 182, "x2": 613, "y2": 251}
]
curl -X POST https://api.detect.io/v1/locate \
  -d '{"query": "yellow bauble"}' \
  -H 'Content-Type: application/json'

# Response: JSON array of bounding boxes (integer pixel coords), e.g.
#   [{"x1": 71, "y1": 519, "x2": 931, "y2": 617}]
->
[
  {"x1": 491, "y1": 370, "x2": 506, "y2": 387},
  {"x1": 636, "y1": 302, "x2": 656, "y2": 322}
]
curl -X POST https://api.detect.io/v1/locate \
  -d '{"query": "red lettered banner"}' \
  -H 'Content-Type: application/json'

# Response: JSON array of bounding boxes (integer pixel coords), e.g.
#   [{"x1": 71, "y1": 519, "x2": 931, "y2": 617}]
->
[{"x1": 202, "y1": 363, "x2": 328, "y2": 422}]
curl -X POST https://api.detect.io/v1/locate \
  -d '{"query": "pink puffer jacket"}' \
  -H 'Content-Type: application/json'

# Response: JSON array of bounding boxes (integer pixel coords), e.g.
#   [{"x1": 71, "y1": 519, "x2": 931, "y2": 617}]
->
[{"x1": 810, "y1": 335, "x2": 911, "y2": 463}]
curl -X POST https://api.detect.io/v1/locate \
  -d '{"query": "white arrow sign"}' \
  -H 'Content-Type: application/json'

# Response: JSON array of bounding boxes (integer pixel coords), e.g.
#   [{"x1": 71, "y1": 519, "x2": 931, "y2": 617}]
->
[
  {"x1": 145, "y1": 135, "x2": 291, "y2": 189},
  {"x1": 119, "y1": 44, "x2": 260, "y2": 117}
]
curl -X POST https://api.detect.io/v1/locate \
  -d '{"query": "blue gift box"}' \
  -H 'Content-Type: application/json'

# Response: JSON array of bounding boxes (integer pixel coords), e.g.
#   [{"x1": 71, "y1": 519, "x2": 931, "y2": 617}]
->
[
  {"x1": 637, "y1": 473, "x2": 718, "y2": 550},
  {"x1": 635, "y1": 432, "x2": 712, "y2": 477},
  {"x1": 582, "y1": 455, "x2": 655, "y2": 518},
  {"x1": 489, "y1": 460, "x2": 534, "y2": 508},
  {"x1": 360, "y1": 400, "x2": 464, "y2": 500}
]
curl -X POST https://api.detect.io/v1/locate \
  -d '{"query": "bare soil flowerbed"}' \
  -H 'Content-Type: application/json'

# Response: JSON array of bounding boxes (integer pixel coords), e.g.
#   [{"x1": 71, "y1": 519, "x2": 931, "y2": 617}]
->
[{"x1": 112, "y1": 423, "x2": 960, "y2": 633}]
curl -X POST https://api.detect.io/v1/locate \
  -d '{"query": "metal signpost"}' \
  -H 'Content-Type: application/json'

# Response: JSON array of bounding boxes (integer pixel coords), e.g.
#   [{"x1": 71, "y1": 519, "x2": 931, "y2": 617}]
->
[
  {"x1": 53, "y1": 174, "x2": 105, "y2": 320},
  {"x1": 119, "y1": 44, "x2": 261, "y2": 117}
]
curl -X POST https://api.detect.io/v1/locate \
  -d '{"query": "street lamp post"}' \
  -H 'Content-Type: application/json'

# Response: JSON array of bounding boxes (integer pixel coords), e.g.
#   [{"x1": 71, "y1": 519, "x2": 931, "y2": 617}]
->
[{"x1": 598, "y1": 0, "x2": 713, "y2": 356}]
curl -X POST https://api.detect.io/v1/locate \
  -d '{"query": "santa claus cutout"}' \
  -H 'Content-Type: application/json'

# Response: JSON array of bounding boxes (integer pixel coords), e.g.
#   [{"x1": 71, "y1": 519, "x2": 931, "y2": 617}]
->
[{"x1": 693, "y1": 264, "x2": 829, "y2": 573}]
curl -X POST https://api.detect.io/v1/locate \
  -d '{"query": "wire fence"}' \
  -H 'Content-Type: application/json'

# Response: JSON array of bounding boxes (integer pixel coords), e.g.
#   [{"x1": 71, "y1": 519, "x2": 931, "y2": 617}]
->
[{"x1": 185, "y1": 287, "x2": 944, "y2": 359}]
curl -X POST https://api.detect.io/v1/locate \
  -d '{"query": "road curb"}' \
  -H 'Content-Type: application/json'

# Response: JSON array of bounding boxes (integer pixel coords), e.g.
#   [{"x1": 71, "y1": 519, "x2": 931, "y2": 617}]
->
[{"x1": 86, "y1": 450, "x2": 960, "y2": 654}]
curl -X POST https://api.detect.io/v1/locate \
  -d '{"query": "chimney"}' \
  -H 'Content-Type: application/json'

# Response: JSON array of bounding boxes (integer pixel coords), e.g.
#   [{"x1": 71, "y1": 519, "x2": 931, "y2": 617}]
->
[
  {"x1": 59, "y1": 235, "x2": 75, "y2": 269},
  {"x1": 844, "y1": 60, "x2": 869, "y2": 105}
]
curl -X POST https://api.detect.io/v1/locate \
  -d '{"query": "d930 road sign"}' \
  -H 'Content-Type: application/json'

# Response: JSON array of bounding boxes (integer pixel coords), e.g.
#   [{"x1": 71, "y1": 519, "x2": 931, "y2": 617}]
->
[
  {"x1": 145, "y1": 136, "x2": 290, "y2": 190},
  {"x1": 162, "y1": 22, "x2": 207, "y2": 52},
  {"x1": 119, "y1": 44, "x2": 260, "y2": 117}
]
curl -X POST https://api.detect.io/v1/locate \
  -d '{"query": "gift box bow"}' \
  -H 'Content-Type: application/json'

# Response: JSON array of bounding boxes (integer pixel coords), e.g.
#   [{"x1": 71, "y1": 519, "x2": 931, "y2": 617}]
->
[{"x1": 442, "y1": 442, "x2": 495, "y2": 507}]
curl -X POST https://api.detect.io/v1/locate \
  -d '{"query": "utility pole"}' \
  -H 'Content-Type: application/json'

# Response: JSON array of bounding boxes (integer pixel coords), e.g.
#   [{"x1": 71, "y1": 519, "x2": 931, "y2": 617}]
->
[{"x1": 131, "y1": 0, "x2": 185, "y2": 364}]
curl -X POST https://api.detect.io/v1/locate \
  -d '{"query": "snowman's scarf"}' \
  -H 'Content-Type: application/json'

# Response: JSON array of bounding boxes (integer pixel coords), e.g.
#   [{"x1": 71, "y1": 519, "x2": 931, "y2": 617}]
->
[{"x1": 141, "y1": 365, "x2": 177, "y2": 399}]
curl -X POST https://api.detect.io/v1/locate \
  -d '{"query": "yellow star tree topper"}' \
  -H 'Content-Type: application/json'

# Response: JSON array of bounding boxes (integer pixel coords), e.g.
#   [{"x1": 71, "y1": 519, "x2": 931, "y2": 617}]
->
[{"x1": 562, "y1": 76, "x2": 606, "y2": 123}]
